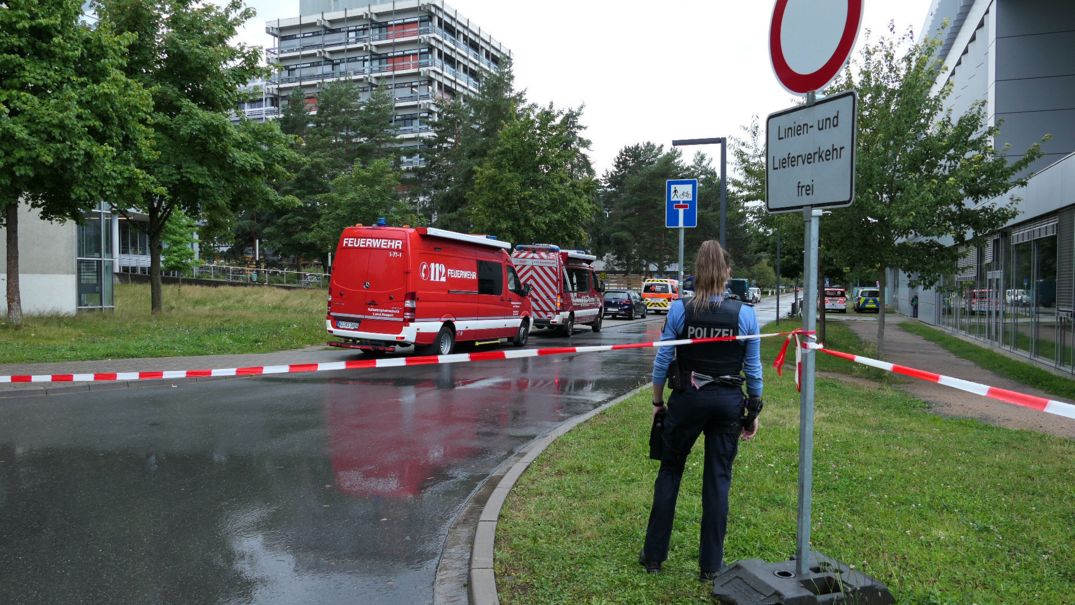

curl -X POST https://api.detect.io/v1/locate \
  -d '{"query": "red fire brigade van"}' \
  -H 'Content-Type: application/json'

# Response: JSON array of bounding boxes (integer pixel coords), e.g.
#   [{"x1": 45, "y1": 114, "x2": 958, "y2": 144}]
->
[
  {"x1": 511, "y1": 244, "x2": 603, "y2": 336},
  {"x1": 326, "y1": 224, "x2": 533, "y2": 355}
]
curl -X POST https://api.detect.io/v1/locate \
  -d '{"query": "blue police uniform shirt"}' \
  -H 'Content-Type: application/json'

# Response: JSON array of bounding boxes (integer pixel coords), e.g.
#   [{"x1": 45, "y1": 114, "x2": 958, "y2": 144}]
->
[{"x1": 651, "y1": 296, "x2": 763, "y2": 397}]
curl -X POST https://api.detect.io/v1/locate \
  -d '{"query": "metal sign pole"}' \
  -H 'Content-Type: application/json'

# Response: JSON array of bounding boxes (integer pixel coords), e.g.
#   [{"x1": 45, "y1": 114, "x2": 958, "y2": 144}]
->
[
  {"x1": 678, "y1": 225, "x2": 685, "y2": 286},
  {"x1": 797, "y1": 205, "x2": 821, "y2": 575},
  {"x1": 719, "y1": 139, "x2": 728, "y2": 248},
  {"x1": 795, "y1": 90, "x2": 819, "y2": 577}
]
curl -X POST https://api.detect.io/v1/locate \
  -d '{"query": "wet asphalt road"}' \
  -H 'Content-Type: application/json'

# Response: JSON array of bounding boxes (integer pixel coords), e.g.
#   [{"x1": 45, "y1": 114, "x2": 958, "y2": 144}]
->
[{"x1": 0, "y1": 299, "x2": 780, "y2": 605}]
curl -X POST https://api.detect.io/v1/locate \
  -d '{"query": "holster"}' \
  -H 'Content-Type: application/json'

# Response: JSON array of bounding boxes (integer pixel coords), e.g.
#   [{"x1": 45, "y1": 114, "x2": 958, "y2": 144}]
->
[{"x1": 665, "y1": 358, "x2": 687, "y2": 392}]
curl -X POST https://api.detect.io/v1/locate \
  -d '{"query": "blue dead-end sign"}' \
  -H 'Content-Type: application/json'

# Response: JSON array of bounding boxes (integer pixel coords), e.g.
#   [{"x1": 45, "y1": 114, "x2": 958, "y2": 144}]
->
[{"x1": 666, "y1": 179, "x2": 698, "y2": 228}]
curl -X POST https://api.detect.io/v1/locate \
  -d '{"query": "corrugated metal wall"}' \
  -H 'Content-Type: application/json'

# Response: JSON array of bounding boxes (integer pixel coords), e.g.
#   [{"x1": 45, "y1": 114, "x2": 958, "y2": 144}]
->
[{"x1": 1058, "y1": 209, "x2": 1073, "y2": 313}]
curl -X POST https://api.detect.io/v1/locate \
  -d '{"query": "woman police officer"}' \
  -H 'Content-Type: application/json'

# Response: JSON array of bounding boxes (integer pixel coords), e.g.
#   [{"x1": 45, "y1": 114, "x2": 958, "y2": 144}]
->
[{"x1": 640, "y1": 240, "x2": 763, "y2": 581}]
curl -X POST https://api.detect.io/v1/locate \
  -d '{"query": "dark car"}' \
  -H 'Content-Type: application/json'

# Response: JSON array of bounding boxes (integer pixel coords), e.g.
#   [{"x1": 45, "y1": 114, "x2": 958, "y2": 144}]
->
[{"x1": 603, "y1": 289, "x2": 647, "y2": 320}]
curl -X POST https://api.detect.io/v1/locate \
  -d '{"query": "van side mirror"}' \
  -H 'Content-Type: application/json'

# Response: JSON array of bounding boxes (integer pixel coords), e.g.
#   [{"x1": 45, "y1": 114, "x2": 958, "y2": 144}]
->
[{"x1": 522, "y1": 283, "x2": 532, "y2": 297}]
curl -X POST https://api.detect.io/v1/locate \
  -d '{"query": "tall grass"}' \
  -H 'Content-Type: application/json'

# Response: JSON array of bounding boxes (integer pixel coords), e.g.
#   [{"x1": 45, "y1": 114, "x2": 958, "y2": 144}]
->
[{"x1": 0, "y1": 283, "x2": 327, "y2": 363}]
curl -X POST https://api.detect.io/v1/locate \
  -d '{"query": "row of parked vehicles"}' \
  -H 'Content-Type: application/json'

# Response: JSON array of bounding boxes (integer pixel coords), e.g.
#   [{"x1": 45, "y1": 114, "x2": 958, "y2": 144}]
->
[
  {"x1": 821, "y1": 287, "x2": 881, "y2": 313},
  {"x1": 325, "y1": 223, "x2": 609, "y2": 355}
]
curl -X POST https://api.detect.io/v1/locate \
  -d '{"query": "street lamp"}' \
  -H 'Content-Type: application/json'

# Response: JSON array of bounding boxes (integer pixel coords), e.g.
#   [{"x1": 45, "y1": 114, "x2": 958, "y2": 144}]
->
[{"x1": 670, "y1": 137, "x2": 728, "y2": 248}]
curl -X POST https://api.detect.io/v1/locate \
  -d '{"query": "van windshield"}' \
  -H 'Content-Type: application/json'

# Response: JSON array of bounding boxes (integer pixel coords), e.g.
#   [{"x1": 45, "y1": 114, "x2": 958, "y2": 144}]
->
[{"x1": 644, "y1": 283, "x2": 669, "y2": 294}]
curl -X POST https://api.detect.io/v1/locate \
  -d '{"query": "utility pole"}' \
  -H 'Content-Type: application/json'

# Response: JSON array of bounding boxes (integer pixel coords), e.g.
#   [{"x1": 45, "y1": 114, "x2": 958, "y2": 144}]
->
[{"x1": 671, "y1": 137, "x2": 728, "y2": 248}]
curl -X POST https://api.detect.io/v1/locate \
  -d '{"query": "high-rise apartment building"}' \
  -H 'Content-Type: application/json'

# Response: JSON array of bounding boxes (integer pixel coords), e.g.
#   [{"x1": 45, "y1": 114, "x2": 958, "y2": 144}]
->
[{"x1": 246, "y1": 0, "x2": 510, "y2": 168}]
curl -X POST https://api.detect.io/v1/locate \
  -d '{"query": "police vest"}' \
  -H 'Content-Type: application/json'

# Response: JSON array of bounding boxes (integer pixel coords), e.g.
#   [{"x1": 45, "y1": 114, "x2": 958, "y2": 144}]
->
[{"x1": 676, "y1": 298, "x2": 744, "y2": 377}]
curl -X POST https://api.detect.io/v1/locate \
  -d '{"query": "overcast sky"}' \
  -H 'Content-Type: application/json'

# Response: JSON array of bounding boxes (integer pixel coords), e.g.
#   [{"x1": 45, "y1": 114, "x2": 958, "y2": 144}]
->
[{"x1": 230, "y1": 0, "x2": 935, "y2": 176}]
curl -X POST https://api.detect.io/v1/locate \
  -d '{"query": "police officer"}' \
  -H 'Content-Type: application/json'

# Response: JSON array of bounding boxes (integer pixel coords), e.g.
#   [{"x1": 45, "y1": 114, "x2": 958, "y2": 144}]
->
[{"x1": 640, "y1": 240, "x2": 763, "y2": 581}]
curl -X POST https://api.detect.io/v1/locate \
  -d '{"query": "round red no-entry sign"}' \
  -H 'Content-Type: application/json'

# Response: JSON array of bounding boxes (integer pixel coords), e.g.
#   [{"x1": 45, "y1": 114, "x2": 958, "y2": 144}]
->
[{"x1": 770, "y1": 0, "x2": 862, "y2": 94}]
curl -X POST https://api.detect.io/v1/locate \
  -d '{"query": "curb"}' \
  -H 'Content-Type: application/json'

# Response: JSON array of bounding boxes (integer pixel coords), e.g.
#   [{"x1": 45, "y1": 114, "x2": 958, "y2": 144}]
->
[{"x1": 467, "y1": 384, "x2": 649, "y2": 605}]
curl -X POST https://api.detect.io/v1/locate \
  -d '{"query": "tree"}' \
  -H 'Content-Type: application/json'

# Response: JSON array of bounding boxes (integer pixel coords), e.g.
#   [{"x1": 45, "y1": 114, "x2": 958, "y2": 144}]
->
[
  {"x1": 421, "y1": 63, "x2": 524, "y2": 228},
  {"x1": 98, "y1": 0, "x2": 294, "y2": 313},
  {"x1": 263, "y1": 83, "x2": 395, "y2": 266},
  {"x1": 0, "y1": 0, "x2": 154, "y2": 324},
  {"x1": 316, "y1": 158, "x2": 415, "y2": 252},
  {"x1": 824, "y1": 26, "x2": 1044, "y2": 353},
  {"x1": 598, "y1": 143, "x2": 682, "y2": 274},
  {"x1": 161, "y1": 209, "x2": 198, "y2": 274},
  {"x1": 467, "y1": 104, "x2": 597, "y2": 244}
]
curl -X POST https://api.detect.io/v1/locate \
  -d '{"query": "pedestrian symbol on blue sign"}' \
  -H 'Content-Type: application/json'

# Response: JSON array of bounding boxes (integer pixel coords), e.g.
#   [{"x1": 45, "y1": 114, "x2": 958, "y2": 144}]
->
[{"x1": 665, "y1": 179, "x2": 698, "y2": 229}]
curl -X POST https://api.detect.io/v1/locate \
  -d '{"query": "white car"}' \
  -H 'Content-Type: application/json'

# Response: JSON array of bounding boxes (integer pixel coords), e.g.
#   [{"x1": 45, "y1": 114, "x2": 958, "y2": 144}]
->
[
  {"x1": 824, "y1": 287, "x2": 848, "y2": 313},
  {"x1": 747, "y1": 287, "x2": 761, "y2": 304}
]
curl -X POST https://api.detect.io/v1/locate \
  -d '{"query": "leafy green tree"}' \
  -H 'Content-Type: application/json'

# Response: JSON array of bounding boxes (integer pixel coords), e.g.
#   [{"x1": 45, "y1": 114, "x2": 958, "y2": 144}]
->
[
  {"x1": 598, "y1": 143, "x2": 681, "y2": 274},
  {"x1": 98, "y1": 0, "x2": 294, "y2": 313},
  {"x1": 316, "y1": 158, "x2": 416, "y2": 251},
  {"x1": 825, "y1": 27, "x2": 1044, "y2": 352},
  {"x1": 161, "y1": 209, "x2": 199, "y2": 273},
  {"x1": 0, "y1": 0, "x2": 154, "y2": 324},
  {"x1": 421, "y1": 63, "x2": 524, "y2": 228},
  {"x1": 467, "y1": 104, "x2": 597, "y2": 245},
  {"x1": 597, "y1": 143, "x2": 757, "y2": 278},
  {"x1": 264, "y1": 83, "x2": 395, "y2": 265},
  {"x1": 278, "y1": 89, "x2": 309, "y2": 138}
]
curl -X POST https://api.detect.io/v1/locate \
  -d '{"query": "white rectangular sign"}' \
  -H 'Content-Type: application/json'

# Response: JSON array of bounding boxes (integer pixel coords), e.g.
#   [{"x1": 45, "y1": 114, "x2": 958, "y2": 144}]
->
[{"x1": 765, "y1": 90, "x2": 856, "y2": 212}]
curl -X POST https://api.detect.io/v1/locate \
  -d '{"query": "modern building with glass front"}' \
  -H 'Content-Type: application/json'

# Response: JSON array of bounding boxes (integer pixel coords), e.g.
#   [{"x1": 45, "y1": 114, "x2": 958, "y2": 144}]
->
[
  {"x1": 892, "y1": 0, "x2": 1075, "y2": 371},
  {"x1": 249, "y1": 0, "x2": 510, "y2": 168}
]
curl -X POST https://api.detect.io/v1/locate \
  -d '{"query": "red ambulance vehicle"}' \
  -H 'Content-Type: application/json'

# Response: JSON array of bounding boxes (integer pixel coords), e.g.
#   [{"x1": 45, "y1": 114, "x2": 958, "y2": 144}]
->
[
  {"x1": 511, "y1": 244, "x2": 604, "y2": 336},
  {"x1": 326, "y1": 223, "x2": 532, "y2": 355}
]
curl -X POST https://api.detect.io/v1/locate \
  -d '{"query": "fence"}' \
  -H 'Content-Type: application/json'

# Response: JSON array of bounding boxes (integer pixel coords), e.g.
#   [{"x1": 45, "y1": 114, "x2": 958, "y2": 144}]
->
[{"x1": 160, "y1": 264, "x2": 329, "y2": 289}]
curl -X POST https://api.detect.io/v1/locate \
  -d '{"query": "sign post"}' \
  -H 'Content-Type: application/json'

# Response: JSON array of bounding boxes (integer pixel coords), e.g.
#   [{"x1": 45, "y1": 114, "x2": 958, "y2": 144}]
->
[
  {"x1": 711, "y1": 1, "x2": 892, "y2": 602},
  {"x1": 666, "y1": 179, "x2": 697, "y2": 286}
]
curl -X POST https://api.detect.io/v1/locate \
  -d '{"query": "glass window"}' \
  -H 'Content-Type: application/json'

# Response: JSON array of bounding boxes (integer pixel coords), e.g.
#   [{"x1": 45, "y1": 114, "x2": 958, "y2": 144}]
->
[
  {"x1": 566, "y1": 268, "x2": 590, "y2": 293},
  {"x1": 477, "y1": 261, "x2": 502, "y2": 296},
  {"x1": 78, "y1": 216, "x2": 102, "y2": 257},
  {"x1": 1035, "y1": 236, "x2": 1058, "y2": 362},
  {"x1": 1011, "y1": 241, "x2": 1033, "y2": 355},
  {"x1": 507, "y1": 266, "x2": 521, "y2": 293}
]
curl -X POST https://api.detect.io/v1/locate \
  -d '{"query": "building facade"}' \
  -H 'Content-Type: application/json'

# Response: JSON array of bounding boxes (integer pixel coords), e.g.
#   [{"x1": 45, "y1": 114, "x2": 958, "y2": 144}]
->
[
  {"x1": 0, "y1": 203, "x2": 116, "y2": 316},
  {"x1": 895, "y1": 0, "x2": 1075, "y2": 371},
  {"x1": 249, "y1": 0, "x2": 510, "y2": 168}
]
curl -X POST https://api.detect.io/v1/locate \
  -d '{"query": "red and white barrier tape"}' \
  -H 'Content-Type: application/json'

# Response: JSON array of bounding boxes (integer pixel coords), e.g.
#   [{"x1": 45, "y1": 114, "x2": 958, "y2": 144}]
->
[
  {"x1": 0, "y1": 332, "x2": 788, "y2": 385},
  {"x1": 774, "y1": 332, "x2": 1075, "y2": 421}
]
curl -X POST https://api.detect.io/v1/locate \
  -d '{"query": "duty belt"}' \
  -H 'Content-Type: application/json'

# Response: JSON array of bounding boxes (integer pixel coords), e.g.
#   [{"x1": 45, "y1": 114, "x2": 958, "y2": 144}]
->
[{"x1": 689, "y1": 372, "x2": 745, "y2": 390}]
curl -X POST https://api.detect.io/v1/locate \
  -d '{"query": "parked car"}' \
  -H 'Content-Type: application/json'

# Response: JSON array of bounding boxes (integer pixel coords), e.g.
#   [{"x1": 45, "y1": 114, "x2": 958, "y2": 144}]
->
[
  {"x1": 603, "y1": 289, "x2": 647, "y2": 320},
  {"x1": 1005, "y1": 288, "x2": 1030, "y2": 306},
  {"x1": 727, "y1": 278, "x2": 750, "y2": 302},
  {"x1": 854, "y1": 288, "x2": 880, "y2": 313},
  {"x1": 824, "y1": 287, "x2": 848, "y2": 312},
  {"x1": 747, "y1": 287, "x2": 761, "y2": 304},
  {"x1": 966, "y1": 289, "x2": 1000, "y2": 314}
]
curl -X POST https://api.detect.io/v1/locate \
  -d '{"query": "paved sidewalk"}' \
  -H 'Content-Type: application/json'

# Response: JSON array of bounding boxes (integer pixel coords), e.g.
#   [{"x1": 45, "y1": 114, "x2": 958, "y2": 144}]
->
[
  {"x1": 837, "y1": 314, "x2": 1075, "y2": 439},
  {"x1": 0, "y1": 345, "x2": 349, "y2": 397}
]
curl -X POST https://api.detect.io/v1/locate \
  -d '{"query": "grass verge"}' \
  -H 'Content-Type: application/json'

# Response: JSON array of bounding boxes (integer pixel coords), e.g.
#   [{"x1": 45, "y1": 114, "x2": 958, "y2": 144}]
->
[
  {"x1": 0, "y1": 283, "x2": 327, "y2": 363},
  {"x1": 900, "y1": 321, "x2": 1075, "y2": 401},
  {"x1": 496, "y1": 364, "x2": 1075, "y2": 604},
  {"x1": 762, "y1": 318, "x2": 887, "y2": 381}
]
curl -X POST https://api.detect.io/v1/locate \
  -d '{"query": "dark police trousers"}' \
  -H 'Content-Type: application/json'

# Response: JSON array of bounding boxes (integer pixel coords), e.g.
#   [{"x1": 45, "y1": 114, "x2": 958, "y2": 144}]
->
[{"x1": 642, "y1": 384, "x2": 742, "y2": 574}]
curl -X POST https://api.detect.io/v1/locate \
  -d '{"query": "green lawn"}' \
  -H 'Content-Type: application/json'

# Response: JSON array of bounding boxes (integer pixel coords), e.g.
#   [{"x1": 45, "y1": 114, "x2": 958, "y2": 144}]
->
[
  {"x1": 0, "y1": 283, "x2": 328, "y2": 363},
  {"x1": 901, "y1": 321, "x2": 1075, "y2": 402},
  {"x1": 762, "y1": 318, "x2": 887, "y2": 381},
  {"x1": 496, "y1": 330, "x2": 1075, "y2": 604}
]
